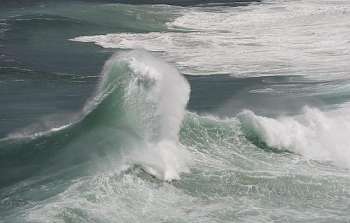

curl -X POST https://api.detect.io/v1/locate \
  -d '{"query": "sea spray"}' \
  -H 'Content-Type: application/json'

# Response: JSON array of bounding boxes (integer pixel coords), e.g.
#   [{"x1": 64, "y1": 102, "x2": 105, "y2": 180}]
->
[
  {"x1": 99, "y1": 50, "x2": 191, "y2": 180},
  {"x1": 238, "y1": 106, "x2": 350, "y2": 168},
  {"x1": 0, "y1": 50, "x2": 191, "y2": 185}
]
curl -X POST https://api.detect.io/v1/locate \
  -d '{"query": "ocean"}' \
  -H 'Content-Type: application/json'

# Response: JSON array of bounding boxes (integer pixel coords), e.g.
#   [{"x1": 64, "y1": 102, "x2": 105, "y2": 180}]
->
[{"x1": 1, "y1": 0, "x2": 350, "y2": 222}]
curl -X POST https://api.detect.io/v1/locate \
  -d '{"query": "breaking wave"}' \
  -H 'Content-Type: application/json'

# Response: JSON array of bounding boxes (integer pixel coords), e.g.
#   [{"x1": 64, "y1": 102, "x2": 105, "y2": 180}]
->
[
  {"x1": 2, "y1": 49, "x2": 350, "y2": 189},
  {"x1": 2, "y1": 49, "x2": 350, "y2": 222},
  {"x1": 239, "y1": 106, "x2": 350, "y2": 168},
  {"x1": 0, "y1": 50, "x2": 191, "y2": 185}
]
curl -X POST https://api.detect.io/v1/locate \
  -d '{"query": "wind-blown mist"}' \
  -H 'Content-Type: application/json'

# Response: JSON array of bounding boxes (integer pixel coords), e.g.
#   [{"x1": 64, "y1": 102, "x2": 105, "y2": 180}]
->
[{"x1": 97, "y1": 50, "x2": 191, "y2": 180}]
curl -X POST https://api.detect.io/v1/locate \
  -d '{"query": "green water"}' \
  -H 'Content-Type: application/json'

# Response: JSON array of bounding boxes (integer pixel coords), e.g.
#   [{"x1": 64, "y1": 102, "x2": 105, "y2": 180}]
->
[{"x1": 1, "y1": 0, "x2": 350, "y2": 222}]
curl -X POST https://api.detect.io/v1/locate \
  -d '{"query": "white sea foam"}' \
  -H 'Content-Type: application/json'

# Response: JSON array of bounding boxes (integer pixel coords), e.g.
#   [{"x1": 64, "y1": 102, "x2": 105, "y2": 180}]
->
[
  {"x1": 2, "y1": 50, "x2": 191, "y2": 181},
  {"x1": 25, "y1": 173, "x2": 195, "y2": 223},
  {"x1": 72, "y1": 0, "x2": 350, "y2": 77},
  {"x1": 238, "y1": 105, "x2": 350, "y2": 168},
  {"x1": 4, "y1": 115, "x2": 76, "y2": 141},
  {"x1": 100, "y1": 50, "x2": 191, "y2": 181}
]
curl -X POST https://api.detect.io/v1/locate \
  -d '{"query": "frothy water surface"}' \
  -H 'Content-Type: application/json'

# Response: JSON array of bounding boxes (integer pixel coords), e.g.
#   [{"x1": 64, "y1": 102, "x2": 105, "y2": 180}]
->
[{"x1": 2, "y1": 0, "x2": 350, "y2": 222}]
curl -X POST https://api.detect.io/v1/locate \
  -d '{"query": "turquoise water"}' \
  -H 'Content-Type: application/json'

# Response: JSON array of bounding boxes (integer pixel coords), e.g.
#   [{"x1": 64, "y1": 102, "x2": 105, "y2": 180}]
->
[{"x1": 1, "y1": 0, "x2": 350, "y2": 222}]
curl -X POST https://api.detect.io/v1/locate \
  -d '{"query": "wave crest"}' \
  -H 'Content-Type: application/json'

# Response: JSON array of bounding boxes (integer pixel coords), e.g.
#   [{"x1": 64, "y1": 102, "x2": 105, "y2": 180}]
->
[
  {"x1": 238, "y1": 106, "x2": 350, "y2": 168},
  {"x1": 99, "y1": 50, "x2": 191, "y2": 180}
]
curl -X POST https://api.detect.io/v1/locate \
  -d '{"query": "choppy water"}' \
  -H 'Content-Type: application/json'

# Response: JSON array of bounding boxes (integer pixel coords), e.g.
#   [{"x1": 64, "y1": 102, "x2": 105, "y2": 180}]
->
[{"x1": 1, "y1": 0, "x2": 350, "y2": 222}]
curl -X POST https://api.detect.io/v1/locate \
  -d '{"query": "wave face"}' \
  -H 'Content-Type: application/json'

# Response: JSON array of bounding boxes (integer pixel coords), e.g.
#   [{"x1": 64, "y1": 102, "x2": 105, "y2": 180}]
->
[
  {"x1": 239, "y1": 106, "x2": 350, "y2": 168},
  {"x1": 0, "y1": 50, "x2": 191, "y2": 185},
  {"x1": 94, "y1": 50, "x2": 191, "y2": 180}
]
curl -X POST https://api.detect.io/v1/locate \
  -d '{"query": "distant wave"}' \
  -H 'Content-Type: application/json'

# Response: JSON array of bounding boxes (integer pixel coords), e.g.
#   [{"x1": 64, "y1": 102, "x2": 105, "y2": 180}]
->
[{"x1": 72, "y1": 0, "x2": 350, "y2": 78}]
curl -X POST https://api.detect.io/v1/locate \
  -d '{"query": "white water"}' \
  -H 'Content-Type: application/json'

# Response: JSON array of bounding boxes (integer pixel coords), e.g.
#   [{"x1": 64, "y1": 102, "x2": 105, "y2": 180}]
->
[
  {"x1": 71, "y1": 0, "x2": 350, "y2": 172},
  {"x1": 72, "y1": 0, "x2": 350, "y2": 77},
  {"x1": 238, "y1": 105, "x2": 350, "y2": 168},
  {"x1": 4, "y1": 1, "x2": 350, "y2": 223},
  {"x1": 25, "y1": 172, "x2": 196, "y2": 223},
  {"x1": 101, "y1": 50, "x2": 191, "y2": 181}
]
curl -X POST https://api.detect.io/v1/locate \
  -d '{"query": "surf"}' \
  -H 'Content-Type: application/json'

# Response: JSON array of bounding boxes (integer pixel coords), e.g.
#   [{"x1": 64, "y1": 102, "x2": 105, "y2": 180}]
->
[
  {"x1": 0, "y1": 50, "x2": 191, "y2": 186},
  {"x1": 238, "y1": 106, "x2": 350, "y2": 168},
  {"x1": 95, "y1": 49, "x2": 191, "y2": 180}
]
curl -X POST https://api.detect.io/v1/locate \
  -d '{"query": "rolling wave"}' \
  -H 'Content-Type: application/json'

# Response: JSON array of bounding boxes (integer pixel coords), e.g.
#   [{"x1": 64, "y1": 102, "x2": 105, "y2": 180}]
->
[
  {"x1": 239, "y1": 106, "x2": 350, "y2": 168},
  {"x1": 0, "y1": 49, "x2": 191, "y2": 187}
]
